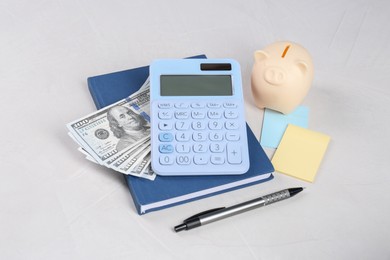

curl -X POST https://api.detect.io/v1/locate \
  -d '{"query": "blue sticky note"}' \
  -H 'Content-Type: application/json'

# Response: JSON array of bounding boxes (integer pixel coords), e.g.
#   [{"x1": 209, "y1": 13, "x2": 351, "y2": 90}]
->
[{"x1": 260, "y1": 106, "x2": 309, "y2": 148}]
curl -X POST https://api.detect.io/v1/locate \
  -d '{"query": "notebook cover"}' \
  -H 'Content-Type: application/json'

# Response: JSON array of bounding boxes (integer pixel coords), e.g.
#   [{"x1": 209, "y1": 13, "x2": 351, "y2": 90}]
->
[{"x1": 87, "y1": 55, "x2": 274, "y2": 214}]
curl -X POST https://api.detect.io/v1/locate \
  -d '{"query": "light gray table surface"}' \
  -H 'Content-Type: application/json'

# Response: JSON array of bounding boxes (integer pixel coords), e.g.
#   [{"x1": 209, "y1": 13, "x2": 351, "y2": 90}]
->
[{"x1": 1, "y1": 0, "x2": 389, "y2": 259}]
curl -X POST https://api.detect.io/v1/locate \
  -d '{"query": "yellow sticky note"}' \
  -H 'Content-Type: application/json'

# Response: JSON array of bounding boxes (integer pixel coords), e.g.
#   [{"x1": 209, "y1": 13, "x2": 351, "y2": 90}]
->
[{"x1": 271, "y1": 124, "x2": 330, "y2": 182}]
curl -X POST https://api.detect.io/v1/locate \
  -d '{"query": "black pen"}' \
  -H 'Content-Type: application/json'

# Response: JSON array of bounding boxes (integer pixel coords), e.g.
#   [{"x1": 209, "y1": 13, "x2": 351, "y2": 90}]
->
[{"x1": 174, "y1": 187, "x2": 304, "y2": 232}]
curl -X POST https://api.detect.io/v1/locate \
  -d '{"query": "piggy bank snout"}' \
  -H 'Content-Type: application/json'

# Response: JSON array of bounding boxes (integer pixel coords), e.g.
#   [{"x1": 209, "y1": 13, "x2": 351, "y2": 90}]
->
[{"x1": 264, "y1": 67, "x2": 286, "y2": 85}]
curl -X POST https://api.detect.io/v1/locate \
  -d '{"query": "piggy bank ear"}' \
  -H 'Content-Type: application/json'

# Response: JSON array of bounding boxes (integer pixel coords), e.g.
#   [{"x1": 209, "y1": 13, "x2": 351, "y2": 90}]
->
[
  {"x1": 296, "y1": 60, "x2": 309, "y2": 74},
  {"x1": 254, "y1": 50, "x2": 269, "y2": 62}
]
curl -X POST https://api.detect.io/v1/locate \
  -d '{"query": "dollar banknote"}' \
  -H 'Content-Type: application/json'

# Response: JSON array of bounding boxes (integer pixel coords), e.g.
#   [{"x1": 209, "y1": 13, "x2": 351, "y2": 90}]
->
[
  {"x1": 116, "y1": 143, "x2": 151, "y2": 173},
  {"x1": 67, "y1": 77, "x2": 155, "y2": 180},
  {"x1": 132, "y1": 152, "x2": 151, "y2": 175}
]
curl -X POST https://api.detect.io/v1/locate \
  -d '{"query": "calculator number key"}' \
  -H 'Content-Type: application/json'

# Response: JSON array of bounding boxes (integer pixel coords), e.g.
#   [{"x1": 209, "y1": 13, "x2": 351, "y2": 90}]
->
[
  {"x1": 176, "y1": 143, "x2": 191, "y2": 153},
  {"x1": 175, "y1": 121, "x2": 190, "y2": 130},
  {"x1": 160, "y1": 155, "x2": 174, "y2": 165},
  {"x1": 193, "y1": 132, "x2": 207, "y2": 142},
  {"x1": 176, "y1": 132, "x2": 190, "y2": 142},
  {"x1": 192, "y1": 121, "x2": 206, "y2": 130},
  {"x1": 177, "y1": 155, "x2": 191, "y2": 165},
  {"x1": 210, "y1": 143, "x2": 224, "y2": 153},
  {"x1": 209, "y1": 121, "x2": 223, "y2": 130},
  {"x1": 209, "y1": 132, "x2": 224, "y2": 141},
  {"x1": 193, "y1": 143, "x2": 207, "y2": 153}
]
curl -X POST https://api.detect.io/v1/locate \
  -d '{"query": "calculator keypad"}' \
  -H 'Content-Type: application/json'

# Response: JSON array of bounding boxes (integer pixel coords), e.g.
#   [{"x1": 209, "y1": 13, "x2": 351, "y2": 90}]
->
[{"x1": 153, "y1": 100, "x2": 248, "y2": 174}]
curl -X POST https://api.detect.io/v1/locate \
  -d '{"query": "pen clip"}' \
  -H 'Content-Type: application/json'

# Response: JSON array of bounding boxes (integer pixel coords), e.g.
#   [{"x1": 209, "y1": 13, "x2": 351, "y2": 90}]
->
[{"x1": 184, "y1": 207, "x2": 225, "y2": 222}]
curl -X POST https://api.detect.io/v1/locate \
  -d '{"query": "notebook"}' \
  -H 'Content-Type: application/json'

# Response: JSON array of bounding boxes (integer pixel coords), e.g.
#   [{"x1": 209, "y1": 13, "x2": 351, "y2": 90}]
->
[{"x1": 87, "y1": 55, "x2": 274, "y2": 214}]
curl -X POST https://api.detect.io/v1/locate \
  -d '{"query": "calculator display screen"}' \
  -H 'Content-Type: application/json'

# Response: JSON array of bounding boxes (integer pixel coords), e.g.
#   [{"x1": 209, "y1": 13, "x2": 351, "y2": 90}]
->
[{"x1": 160, "y1": 75, "x2": 232, "y2": 96}]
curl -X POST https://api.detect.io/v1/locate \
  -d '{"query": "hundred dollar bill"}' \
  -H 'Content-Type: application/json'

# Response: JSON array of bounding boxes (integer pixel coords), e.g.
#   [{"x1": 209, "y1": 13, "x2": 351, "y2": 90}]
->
[
  {"x1": 112, "y1": 142, "x2": 153, "y2": 180},
  {"x1": 144, "y1": 164, "x2": 154, "y2": 176},
  {"x1": 110, "y1": 137, "x2": 150, "y2": 169},
  {"x1": 123, "y1": 144, "x2": 151, "y2": 174},
  {"x1": 68, "y1": 132, "x2": 98, "y2": 163},
  {"x1": 77, "y1": 147, "x2": 98, "y2": 163},
  {"x1": 114, "y1": 142, "x2": 150, "y2": 173},
  {"x1": 132, "y1": 151, "x2": 151, "y2": 175},
  {"x1": 67, "y1": 88, "x2": 151, "y2": 166}
]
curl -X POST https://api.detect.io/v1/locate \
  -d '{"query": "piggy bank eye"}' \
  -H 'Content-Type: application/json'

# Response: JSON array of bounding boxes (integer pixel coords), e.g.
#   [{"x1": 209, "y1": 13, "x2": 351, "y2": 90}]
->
[
  {"x1": 296, "y1": 61, "x2": 308, "y2": 74},
  {"x1": 254, "y1": 50, "x2": 269, "y2": 62}
]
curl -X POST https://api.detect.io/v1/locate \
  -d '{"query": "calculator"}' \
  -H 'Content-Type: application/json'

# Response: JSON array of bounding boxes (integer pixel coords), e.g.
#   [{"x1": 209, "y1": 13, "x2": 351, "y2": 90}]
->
[{"x1": 150, "y1": 59, "x2": 250, "y2": 176}]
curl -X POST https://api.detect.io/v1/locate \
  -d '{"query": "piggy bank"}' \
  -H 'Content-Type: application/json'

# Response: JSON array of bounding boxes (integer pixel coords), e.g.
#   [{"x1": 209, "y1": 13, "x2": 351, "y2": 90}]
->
[{"x1": 251, "y1": 41, "x2": 314, "y2": 114}]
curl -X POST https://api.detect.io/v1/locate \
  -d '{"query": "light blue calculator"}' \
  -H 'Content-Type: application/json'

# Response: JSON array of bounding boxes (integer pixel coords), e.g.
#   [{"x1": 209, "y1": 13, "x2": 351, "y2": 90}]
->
[{"x1": 150, "y1": 59, "x2": 250, "y2": 176}]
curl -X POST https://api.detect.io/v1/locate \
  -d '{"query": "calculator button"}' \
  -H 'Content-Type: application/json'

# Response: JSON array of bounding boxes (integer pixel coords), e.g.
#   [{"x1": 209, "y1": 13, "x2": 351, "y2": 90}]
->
[
  {"x1": 209, "y1": 132, "x2": 224, "y2": 141},
  {"x1": 191, "y1": 102, "x2": 206, "y2": 108},
  {"x1": 224, "y1": 109, "x2": 238, "y2": 119},
  {"x1": 207, "y1": 109, "x2": 223, "y2": 119},
  {"x1": 158, "y1": 103, "x2": 172, "y2": 109},
  {"x1": 160, "y1": 155, "x2": 174, "y2": 165},
  {"x1": 159, "y1": 132, "x2": 173, "y2": 142},
  {"x1": 191, "y1": 110, "x2": 207, "y2": 119},
  {"x1": 175, "y1": 110, "x2": 190, "y2": 119},
  {"x1": 159, "y1": 144, "x2": 174, "y2": 154},
  {"x1": 224, "y1": 102, "x2": 237, "y2": 108},
  {"x1": 208, "y1": 120, "x2": 223, "y2": 130},
  {"x1": 226, "y1": 132, "x2": 240, "y2": 141},
  {"x1": 176, "y1": 143, "x2": 191, "y2": 153},
  {"x1": 211, "y1": 154, "x2": 225, "y2": 165},
  {"x1": 227, "y1": 143, "x2": 242, "y2": 164},
  {"x1": 159, "y1": 121, "x2": 173, "y2": 130},
  {"x1": 193, "y1": 143, "x2": 208, "y2": 153},
  {"x1": 225, "y1": 121, "x2": 239, "y2": 130},
  {"x1": 175, "y1": 121, "x2": 190, "y2": 130},
  {"x1": 176, "y1": 132, "x2": 190, "y2": 142},
  {"x1": 210, "y1": 143, "x2": 225, "y2": 153},
  {"x1": 158, "y1": 111, "x2": 172, "y2": 119},
  {"x1": 193, "y1": 132, "x2": 207, "y2": 142},
  {"x1": 194, "y1": 155, "x2": 208, "y2": 165},
  {"x1": 177, "y1": 155, "x2": 191, "y2": 165},
  {"x1": 192, "y1": 121, "x2": 206, "y2": 130},
  {"x1": 208, "y1": 102, "x2": 221, "y2": 108},
  {"x1": 175, "y1": 102, "x2": 189, "y2": 109}
]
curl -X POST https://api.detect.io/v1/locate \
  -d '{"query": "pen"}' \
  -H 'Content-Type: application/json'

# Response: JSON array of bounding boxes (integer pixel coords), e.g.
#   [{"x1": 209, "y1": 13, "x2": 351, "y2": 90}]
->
[{"x1": 174, "y1": 187, "x2": 304, "y2": 232}]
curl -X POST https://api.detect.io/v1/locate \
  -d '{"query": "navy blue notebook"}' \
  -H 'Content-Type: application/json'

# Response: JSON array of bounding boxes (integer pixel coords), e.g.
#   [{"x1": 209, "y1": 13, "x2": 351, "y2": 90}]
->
[{"x1": 87, "y1": 55, "x2": 274, "y2": 214}]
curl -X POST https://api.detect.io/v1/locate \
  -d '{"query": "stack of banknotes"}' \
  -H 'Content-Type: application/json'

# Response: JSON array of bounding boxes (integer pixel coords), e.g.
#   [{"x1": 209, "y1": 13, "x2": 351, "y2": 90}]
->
[{"x1": 66, "y1": 78, "x2": 156, "y2": 180}]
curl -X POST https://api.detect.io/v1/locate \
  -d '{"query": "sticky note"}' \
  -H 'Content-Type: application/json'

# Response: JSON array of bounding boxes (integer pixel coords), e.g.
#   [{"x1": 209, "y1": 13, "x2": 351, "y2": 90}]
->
[
  {"x1": 260, "y1": 106, "x2": 309, "y2": 148},
  {"x1": 271, "y1": 124, "x2": 330, "y2": 182}
]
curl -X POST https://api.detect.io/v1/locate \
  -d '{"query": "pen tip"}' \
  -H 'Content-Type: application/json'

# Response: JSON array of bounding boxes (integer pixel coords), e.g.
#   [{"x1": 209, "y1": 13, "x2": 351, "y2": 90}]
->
[
  {"x1": 288, "y1": 187, "x2": 304, "y2": 197},
  {"x1": 174, "y1": 224, "x2": 187, "y2": 232}
]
